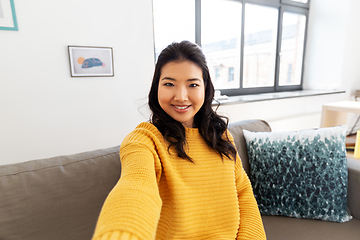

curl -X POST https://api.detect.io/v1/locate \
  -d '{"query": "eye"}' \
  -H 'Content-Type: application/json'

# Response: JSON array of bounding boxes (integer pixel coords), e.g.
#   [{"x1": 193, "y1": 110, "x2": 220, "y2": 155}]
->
[
  {"x1": 164, "y1": 82, "x2": 174, "y2": 87},
  {"x1": 189, "y1": 83, "x2": 199, "y2": 88}
]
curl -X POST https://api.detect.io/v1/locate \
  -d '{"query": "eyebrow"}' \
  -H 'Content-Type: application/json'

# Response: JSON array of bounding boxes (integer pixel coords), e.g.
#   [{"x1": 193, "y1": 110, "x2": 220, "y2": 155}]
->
[{"x1": 160, "y1": 77, "x2": 202, "y2": 82}]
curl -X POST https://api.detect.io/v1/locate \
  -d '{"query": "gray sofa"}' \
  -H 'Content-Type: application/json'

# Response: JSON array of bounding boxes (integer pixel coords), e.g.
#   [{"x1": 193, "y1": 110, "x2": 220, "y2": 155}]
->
[{"x1": 1, "y1": 119, "x2": 359, "y2": 240}]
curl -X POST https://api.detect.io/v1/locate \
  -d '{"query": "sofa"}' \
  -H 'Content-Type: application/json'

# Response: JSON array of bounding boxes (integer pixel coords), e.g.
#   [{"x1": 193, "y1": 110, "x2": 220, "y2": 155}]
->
[{"x1": 1, "y1": 119, "x2": 359, "y2": 240}]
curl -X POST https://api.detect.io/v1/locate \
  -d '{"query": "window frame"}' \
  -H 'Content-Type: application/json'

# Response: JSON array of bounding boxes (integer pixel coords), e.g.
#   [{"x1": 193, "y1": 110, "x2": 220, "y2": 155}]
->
[
  {"x1": 236, "y1": 1, "x2": 281, "y2": 95},
  {"x1": 281, "y1": 0, "x2": 310, "y2": 8},
  {"x1": 275, "y1": 5, "x2": 309, "y2": 92}
]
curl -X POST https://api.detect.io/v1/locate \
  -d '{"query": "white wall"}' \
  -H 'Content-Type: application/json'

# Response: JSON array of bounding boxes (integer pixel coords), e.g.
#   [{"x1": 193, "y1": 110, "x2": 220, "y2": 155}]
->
[
  {"x1": 1, "y1": 0, "x2": 360, "y2": 165},
  {"x1": 303, "y1": 0, "x2": 360, "y2": 95},
  {"x1": 340, "y1": 0, "x2": 360, "y2": 94},
  {"x1": 0, "y1": 0, "x2": 155, "y2": 165},
  {"x1": 303, "y1": 0, "x2": 351, "y2": 91}
]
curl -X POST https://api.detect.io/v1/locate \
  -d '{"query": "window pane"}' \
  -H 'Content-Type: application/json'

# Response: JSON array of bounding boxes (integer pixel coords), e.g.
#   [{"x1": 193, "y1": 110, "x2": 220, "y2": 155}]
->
[
  {"x1": 278, "y1": 12, "x2": 306, "y2": 86},
  {"x1": 201, "y1": 0, "x2": 242, "y2": 90},
  {"x1": 229, "y1": 67, "x2": 234, "y2": 82},
  {"x1": 153, "y1": 0, "x2": 195, "y2": 60},
  {"x1": 243, "y1": 4, "x2": 278, "y2": 88}
]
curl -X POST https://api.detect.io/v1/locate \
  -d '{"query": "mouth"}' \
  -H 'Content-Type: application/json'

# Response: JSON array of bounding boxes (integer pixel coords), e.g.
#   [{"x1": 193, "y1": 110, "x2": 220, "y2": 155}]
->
[{"x1": 173, "y1": 105, "x2": 190, "y2": 110}]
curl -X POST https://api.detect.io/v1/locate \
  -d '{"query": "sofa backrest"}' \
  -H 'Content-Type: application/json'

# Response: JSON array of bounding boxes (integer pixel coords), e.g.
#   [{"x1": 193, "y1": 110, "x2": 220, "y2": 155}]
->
[
  {"x1": 228, "y1": 119, "x2": 271, "y2": 175},
  {"x1": 0, "y1": 146, "x2": 121, "y2": 240}
]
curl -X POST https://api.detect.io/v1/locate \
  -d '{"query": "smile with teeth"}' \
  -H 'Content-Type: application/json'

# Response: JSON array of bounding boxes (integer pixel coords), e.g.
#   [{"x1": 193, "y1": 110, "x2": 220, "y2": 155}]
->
[{"x1": 173, "y1": 105, "x2": 190, "y2": 110}]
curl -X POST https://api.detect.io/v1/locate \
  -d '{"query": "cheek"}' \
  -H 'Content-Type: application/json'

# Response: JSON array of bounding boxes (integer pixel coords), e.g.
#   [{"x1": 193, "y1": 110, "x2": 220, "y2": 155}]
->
[
  {"x1": 158, "y1": 87, "x2": 171, "y2": 106},
  {"x1": 195, "y1": 88, "x2": 205, "y2": 106}
]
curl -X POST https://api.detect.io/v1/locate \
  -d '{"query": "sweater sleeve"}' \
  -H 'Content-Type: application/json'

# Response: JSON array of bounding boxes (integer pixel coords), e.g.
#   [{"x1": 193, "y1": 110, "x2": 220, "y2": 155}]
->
[
  {"x1": 235, "y1": 155, "x2": 267, "y2": 239},
  {"x1": 91, "y1": 141, "x2": 163, "y2": 240}
]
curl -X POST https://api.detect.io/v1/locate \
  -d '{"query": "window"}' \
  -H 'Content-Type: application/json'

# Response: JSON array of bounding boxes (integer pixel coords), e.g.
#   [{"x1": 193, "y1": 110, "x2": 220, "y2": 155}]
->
[
  {"x1": 153, "y1": 0, "x2": 310, "y2": 96},
  {"x1": 214, "y1": 66, "x2": 220, "y2": 81},
  {"x1": 201, "y1": 0, "x2": 241, "y2": 89},
  {"x1": 279, "y1": 11, "x2": 306, "y2": 86},
  {"x1": 229, "y1": 67, "x2": 235, "y2": 82},
  {"x1": 243, "y1": 4, "x2": 278, "y2": 89}
]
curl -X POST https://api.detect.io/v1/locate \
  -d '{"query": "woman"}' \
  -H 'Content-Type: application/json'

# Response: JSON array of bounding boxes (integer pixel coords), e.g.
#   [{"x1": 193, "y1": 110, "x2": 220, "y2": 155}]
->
[{"x1": 92, "y1": 41, "x2": 266, "y2": 240}]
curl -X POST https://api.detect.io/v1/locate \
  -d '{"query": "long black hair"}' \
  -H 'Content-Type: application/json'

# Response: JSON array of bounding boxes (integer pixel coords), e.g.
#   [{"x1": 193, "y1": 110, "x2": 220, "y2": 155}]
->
[{"x1": 148, "y1": 41, "x2": 237, "y2": 162}]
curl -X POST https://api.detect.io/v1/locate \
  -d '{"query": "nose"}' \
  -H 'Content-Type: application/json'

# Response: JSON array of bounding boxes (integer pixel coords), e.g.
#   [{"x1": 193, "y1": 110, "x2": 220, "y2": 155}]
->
[{"x1": 174, "y1": 86, "x2": 188, "y2": 102}]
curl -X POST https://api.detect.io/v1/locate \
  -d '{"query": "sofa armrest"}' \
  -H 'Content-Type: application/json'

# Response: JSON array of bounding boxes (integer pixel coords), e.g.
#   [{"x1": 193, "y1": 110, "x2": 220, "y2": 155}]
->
[
  {"x1": 228, "y1": 119, "x2": 271, "y2": 176},
  {"x1": 348, "y1": 157, "x2": 360, "y2": 220}
]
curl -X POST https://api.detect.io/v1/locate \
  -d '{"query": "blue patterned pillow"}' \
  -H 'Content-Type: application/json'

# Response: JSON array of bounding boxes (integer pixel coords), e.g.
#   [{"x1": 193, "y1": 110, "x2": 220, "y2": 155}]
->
[{"x1": 243, "y1": 125, "x2": 352, "y2": 222}]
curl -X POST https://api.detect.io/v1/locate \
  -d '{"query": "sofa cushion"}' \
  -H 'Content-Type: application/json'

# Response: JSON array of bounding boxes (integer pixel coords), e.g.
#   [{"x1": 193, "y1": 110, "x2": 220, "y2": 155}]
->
[
  {"x1": 243, "y1": 125, "x2": 352, "y2": 222},
  {"x1": 0, "y1": 146, "x2": 121, "y2": 240},
  {"x1": 262, "y1": 215, "x2": 360, "y2": 240}
]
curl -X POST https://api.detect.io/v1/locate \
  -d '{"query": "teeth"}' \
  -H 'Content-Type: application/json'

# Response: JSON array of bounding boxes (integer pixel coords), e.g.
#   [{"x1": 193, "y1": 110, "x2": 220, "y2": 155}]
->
[{"x1": 174, "y1": 106, "x2": 189, "y2": 110}]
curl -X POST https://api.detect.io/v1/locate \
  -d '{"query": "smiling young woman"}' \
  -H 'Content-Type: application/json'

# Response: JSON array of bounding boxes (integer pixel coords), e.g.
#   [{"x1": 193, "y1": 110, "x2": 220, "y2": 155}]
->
[{"x1": 91, "y1": 41, "x2": 266, "y2": 240}]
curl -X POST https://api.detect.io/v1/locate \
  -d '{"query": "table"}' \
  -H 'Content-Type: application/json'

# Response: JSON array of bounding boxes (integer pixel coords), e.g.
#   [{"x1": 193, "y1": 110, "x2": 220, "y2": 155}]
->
[
  {"x1": 321, "y1": 101, "x2": 360, "y2": 160},
  {"x1": 320, "y1": 100, "x2": 360, "y2": 128}
]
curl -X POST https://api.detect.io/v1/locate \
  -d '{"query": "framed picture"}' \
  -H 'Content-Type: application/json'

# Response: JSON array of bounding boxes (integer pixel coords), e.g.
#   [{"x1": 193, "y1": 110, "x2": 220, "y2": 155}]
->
[
  {"x1": 68, "y1": 46, "x2": 114, "y2": 77},
  {"x1": 0, "y1": 0, "x2": 18, "y2": 31}
]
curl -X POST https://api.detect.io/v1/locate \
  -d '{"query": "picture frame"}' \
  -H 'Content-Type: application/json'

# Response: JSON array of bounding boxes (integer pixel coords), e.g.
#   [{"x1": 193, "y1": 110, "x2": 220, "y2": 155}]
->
[
  {"x1": 68, "y1": 46, "x2": 114, "y2": 77},
  {"x1": 0, "y1": 0, "x2": 18, "y2": 31}
]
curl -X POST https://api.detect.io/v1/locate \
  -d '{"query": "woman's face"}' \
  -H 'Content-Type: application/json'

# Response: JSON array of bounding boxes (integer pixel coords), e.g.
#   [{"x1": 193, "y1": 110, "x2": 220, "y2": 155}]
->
[{"x1": 158, "y1": 60, "x2": 205, "y2": 128}]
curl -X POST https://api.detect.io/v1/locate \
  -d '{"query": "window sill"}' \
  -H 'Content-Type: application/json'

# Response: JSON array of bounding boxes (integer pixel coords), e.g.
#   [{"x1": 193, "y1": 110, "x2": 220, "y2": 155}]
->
[{"x1": 213, "y1": 89, "x2": 346, "y2": 106}]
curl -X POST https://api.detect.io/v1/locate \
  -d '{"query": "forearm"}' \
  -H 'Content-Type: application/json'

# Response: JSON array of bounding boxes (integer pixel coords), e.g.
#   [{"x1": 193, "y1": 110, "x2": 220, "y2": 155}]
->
[
  {"x1": 235, "y1": 158, "x2": 266, "y2": 239},
  {"x1": 236, "y1": 189, "x2": 266, "y2": 239},
  {"x1": 92, "y1": 143, "x2": 162, "y2": 240}
]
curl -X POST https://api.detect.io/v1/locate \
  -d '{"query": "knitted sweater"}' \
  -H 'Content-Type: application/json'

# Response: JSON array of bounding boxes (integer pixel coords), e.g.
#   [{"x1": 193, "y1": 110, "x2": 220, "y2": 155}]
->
[{"x1": 92, "y1": 122, "x2": 266, "y2": 240}]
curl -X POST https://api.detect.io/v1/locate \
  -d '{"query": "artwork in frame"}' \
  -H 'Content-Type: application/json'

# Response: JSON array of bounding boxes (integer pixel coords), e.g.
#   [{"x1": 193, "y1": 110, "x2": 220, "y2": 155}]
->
[
  {"x1": 68, "y1": 46, "x2": 114, "y2": 77},
  {"x1": 0, "y1": 0, "x2": 18, "y2": 31}
]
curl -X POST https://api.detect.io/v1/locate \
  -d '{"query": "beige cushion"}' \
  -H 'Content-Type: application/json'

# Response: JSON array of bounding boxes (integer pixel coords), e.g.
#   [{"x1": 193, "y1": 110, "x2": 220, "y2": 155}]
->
[
  {"x1": 0, "y1": 146, "x2": 121, "y2": 240},
  {"x1": 262, "y1": 215, "x2": 360, "y2": 240}
]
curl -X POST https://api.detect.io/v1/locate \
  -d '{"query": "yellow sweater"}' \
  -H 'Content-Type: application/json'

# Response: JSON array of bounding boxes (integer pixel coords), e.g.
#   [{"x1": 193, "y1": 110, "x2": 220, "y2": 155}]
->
[{"x1": 92, "y1": 122, "x2": 266, "y2": 240}]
